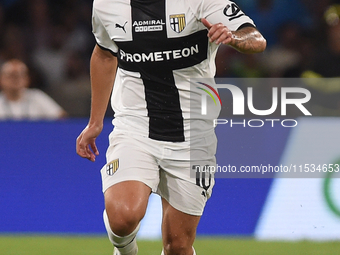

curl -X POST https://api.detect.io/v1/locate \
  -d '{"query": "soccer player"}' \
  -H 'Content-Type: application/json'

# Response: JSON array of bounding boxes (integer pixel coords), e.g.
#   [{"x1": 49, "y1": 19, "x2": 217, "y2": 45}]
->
[{"x1": 76, "y1": 0, "x2": 266, "y2": 254}]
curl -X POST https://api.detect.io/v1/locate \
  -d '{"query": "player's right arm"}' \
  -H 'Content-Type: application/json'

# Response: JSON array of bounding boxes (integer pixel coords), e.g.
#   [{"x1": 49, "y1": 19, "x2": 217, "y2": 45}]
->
[
  {"x1": 194, "y1": 0, "x2": 266, "y2": 53},
  {"x1": 76, "y1": 45, "x2": 117, "y2": 162}
]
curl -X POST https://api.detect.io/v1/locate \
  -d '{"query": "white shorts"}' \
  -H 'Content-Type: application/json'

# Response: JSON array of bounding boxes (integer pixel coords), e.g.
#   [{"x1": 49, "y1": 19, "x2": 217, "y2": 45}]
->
[{"x1": 101, "y1": 129, "x2": 217, "y2": 216}]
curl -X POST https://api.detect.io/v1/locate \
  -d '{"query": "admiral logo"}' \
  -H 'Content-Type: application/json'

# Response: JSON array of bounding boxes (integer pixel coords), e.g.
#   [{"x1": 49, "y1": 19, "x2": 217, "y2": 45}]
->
[
  {"x1": 170, "y1": 14, "x2": 186, "y2": 33},
  {"x1": 119, "y1": 44, "x2": 199, "y2": 63},
  {"x1": 223, "y1": 3, "x2": 245, "y2": 21},
  {"x1": 106, "y1": 159, "x2": 119, "y2": 176},
  {"x1": 133, "y1": 19, "x2": 165, "y2": 32}
]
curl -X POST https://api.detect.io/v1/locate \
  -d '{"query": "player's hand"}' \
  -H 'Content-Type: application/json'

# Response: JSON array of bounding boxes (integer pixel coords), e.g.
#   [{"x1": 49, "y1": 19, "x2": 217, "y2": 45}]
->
[
  {"x1": 201, "y1": 18, "x2": 233, "y2": 45},
  {"x1": 76, "y1": 124, "x2": 103, "y2": 162}
]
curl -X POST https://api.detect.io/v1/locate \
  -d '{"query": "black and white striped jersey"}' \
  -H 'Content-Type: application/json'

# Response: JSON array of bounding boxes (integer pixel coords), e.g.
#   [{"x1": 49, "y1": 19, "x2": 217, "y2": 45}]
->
[{"x1": 92, "y1": 0, "x2": 255, "y2": 142}]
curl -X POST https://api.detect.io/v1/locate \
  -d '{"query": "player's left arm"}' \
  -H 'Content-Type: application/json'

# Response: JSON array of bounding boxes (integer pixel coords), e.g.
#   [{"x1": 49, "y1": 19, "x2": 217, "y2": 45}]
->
[{"x1": 201, "y1": 18, "x2": 266, "y2": 54}]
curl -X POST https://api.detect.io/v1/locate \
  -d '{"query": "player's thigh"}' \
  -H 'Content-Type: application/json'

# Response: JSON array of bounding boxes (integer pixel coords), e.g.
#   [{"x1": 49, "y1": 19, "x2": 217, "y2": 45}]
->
[
  {"x1": 104, "y1": 181, "x2": 151, "y2": 228},
  {"x1": 104, "y1": 180, "x2": 151, "y2": 216},
  {"x1": 101, "y1": 131, "x2": 159, "y2": 231},
  {"x1": 161, "y1": 198, "x2": 200, "y2": 252}
]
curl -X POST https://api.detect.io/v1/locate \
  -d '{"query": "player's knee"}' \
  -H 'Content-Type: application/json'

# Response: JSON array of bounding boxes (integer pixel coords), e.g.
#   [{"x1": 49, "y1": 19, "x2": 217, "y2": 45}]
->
[
  {"x1": 163, "y1": 240, "x2": 193, "y2": 255},
  {"x1": 106, "y1": 205, "x2": 144, "y2": 236}
]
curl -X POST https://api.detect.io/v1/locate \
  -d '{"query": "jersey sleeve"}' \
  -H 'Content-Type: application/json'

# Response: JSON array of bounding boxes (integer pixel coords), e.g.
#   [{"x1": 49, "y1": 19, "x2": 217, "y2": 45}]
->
[
  {"x1": 92, "y1": 2, "x2": 118, "y2": 53},
  {"x1": 196, "y1": 0, "x2": 255, "y2": 31}
]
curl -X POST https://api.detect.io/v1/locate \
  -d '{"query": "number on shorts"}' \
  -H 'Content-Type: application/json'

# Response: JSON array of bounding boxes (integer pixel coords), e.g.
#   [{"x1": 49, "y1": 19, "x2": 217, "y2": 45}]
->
[{"x1": 195, "y1": 165, "x2": 212, "y2": 191}]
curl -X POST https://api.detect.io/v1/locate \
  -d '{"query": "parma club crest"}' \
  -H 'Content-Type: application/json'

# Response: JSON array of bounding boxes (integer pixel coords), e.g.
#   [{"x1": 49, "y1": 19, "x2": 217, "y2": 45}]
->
[
  {"x1": 106, "y1": 159, "x2": 119, "y2": 176},
  {"x1": 170, "y1": 14, "x2": 186, "y2": 33}
]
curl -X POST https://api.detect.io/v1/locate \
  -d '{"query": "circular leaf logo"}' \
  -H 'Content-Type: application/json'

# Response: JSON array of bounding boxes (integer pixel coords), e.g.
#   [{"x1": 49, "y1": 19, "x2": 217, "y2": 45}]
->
[{"x1": 323, "y1": 158, "x2": 340, "y2": 218}]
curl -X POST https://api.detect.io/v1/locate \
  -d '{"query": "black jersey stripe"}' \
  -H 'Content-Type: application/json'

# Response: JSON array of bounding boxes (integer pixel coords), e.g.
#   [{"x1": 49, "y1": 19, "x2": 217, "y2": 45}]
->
[
  {"x1": 132, "y1": 0, "x2": 183, "y2": 142},
  {"x1": 142, "y1": 69, "x2": 185, "y2": 141}
]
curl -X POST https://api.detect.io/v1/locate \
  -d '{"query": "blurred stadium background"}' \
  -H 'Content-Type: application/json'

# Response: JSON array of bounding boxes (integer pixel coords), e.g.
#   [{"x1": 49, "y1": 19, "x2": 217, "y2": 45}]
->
[{"x1": 1, "y1": 0, "x2": 340, "y2": 254}]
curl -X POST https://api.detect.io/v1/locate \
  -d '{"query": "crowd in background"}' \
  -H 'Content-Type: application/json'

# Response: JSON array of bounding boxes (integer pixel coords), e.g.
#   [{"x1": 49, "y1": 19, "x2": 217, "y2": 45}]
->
[
  {"x1": 0, "y1": 0, "x2": 339, "y2": 118},
  {"x1": 0, "y1": 0, "x2": 94, "y2": 118}
]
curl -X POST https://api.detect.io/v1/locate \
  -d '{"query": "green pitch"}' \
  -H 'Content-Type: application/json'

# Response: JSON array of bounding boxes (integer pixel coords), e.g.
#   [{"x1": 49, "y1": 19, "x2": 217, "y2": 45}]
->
[{"x1": 1, "y1": 235, "x2": 340, "y2": 255}]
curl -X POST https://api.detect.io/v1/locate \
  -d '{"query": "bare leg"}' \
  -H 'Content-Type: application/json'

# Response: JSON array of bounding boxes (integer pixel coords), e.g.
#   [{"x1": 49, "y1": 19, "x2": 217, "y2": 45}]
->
[
  {"x1": 104, "y1": 181, "x2": 151, "y2": 255},
  {"x1": 161, "y1": 198, "x2": 200, "y2": 255}
]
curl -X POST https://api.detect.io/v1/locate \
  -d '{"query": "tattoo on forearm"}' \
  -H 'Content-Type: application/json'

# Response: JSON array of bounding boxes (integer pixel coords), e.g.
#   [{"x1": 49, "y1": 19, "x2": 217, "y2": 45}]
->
[{"x1": 230, "y1": 27, "x2": 266, "y2": 54}]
